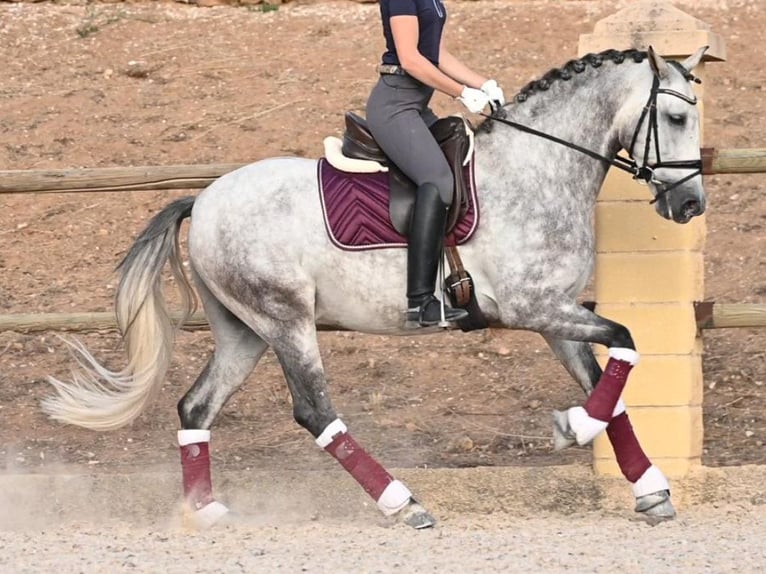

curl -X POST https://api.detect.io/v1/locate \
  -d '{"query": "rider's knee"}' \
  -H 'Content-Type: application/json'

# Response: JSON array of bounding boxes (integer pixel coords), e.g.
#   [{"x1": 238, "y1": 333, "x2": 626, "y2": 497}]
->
[{"x1": 429, "y1": 169, "x2": 454, "y2": 205}]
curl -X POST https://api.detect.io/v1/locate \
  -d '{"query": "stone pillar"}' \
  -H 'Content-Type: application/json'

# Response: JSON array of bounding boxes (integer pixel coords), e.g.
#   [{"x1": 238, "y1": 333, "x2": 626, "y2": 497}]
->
[{"x1": 578, "y1": 2, "x2": 725, "y2": 477}]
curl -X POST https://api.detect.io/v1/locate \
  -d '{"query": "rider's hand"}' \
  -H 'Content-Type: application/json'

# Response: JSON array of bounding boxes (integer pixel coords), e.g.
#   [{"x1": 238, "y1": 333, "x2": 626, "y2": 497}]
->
[
  {"x1": 459, "y1": 86, "x2": 490, "y2": 114},
  {"x1": 480, "y1": 79, "x2": 505, "y2": 108}
]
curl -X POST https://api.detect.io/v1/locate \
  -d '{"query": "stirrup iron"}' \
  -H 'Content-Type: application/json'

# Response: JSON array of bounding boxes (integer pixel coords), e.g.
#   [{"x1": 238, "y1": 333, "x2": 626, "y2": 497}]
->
[{"x1": 436, "y1": 254, "x2": 450, "y2": 328}]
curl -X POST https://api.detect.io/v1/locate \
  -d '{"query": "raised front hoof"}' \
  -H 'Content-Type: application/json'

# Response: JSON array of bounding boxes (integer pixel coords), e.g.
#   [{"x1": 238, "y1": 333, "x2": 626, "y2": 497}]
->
[
  {"x1": 182, "y1": 500, "x2": 232, "y2": 530},
  {"x1": 397, "y1": 501, "x2": 436, "y2": 530},
  {"x1": 634, "y1": 490, "x2": 676, "y2": 526},
  {"x1": 552, "y1": 409, "x2": 577, "y2": 451}
]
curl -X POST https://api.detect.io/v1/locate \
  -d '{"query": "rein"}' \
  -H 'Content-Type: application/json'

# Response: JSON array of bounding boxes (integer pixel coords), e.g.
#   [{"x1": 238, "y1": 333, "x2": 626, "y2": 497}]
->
[{"x1": 481, "y1": 73, "x2": 703, "y2": 204}]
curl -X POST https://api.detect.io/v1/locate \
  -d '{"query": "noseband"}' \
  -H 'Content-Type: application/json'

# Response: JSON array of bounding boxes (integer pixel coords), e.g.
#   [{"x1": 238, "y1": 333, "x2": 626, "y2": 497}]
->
[
  {"x1": 625, "y1": 72, "x2": 703, "y2": 204},
  {"x1": 482, "y1": 69, "x2": 702, "y2": 204}
]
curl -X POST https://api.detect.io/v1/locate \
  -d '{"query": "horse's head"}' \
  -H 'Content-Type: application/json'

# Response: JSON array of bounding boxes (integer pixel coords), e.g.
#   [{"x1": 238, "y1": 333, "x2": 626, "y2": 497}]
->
[{"x1": 618, "y1": 46, "x2": 708, "y2": 224}]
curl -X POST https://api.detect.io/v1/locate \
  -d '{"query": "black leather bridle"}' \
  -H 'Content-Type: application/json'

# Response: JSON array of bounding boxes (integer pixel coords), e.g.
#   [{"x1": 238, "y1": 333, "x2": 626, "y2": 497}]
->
[{"x1": 481, "y1": 71, "x2": 703, "y2": 205}]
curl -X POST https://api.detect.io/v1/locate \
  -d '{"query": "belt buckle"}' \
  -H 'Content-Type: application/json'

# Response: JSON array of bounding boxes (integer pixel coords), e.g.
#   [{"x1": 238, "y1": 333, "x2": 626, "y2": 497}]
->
[{"x1": 378, "y1": 64, "x2": 402, "y2": 76}]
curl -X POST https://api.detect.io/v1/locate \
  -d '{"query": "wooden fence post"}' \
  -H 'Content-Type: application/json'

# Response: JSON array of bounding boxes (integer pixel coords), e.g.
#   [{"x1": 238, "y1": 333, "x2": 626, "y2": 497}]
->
[{"x1": 578, "y1": 2, "x2": 726, "y2": 477}]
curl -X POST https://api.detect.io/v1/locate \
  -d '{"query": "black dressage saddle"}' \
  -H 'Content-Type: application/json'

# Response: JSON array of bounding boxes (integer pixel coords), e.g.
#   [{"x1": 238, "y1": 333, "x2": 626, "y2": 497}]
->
[{"x1": 340, "y1": 112, "x2": 473, "y2": 236}]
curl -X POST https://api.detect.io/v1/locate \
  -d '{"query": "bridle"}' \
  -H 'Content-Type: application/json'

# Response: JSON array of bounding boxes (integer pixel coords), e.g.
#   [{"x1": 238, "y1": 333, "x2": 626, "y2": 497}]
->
[
  {"x1": 626, "y1": 72, "x2": 702, "y2": 203},
  {"x1": 481, "y1": 68, "x2": 703, "y2": 205}
]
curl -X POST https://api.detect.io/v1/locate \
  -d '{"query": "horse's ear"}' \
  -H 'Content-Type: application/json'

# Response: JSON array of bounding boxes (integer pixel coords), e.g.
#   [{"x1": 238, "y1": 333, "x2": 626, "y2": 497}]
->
[
  {"x1": 680, "y1": 46, "x2": 708, "y2": 72},
  {"x1": 647, "y1": 46, "x2": 670, "y2": 80}
]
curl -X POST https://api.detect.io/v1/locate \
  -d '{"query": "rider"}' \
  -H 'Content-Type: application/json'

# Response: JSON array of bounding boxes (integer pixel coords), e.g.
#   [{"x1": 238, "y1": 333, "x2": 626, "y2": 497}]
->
[{"x1": 365, "y1": 0, "x2": 505, "y2": 327}]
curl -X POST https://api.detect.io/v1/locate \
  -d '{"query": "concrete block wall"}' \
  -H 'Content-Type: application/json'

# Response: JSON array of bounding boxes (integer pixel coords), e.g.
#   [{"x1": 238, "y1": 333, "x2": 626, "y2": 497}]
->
[{"x1": 578, "y1": 1, "x2": 725, "y2": 477}]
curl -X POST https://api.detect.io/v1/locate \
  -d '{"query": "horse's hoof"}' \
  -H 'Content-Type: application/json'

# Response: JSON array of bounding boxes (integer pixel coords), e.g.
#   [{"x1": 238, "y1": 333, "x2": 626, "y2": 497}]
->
[
  {"x1": 183, "y1": 500, "x2": 231, "y2": 530},
  {"x1": 552, "y1": 409, "x2": 577, "y2": 451},
  {"x1": 397, "y1": 501, "x2": 436, "y2": 529},
  {"x1": 634, "y1": 490, "x2": 676, "y2": 525}
]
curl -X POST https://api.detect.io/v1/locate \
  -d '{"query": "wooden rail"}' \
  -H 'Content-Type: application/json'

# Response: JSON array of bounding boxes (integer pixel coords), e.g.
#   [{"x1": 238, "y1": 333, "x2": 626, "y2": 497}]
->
[
  {"x1": 0, "y1": 312, "x2": 209, "y2": 334},
  {"x1": 694, "y1": 302, "x2": 766, "y2": 330},
  {"x1": 1, "y1": 303, "x2": 765, "y2": 334},
  {"x1": 0, "y1": 164, "x2": 244, "y2": 194},
  {"x1": 701, "y1": 148, "x2": 766, "y2": 175},
  {"x1": 1, "y1": 148, "x2": 765, "y2": 195}
]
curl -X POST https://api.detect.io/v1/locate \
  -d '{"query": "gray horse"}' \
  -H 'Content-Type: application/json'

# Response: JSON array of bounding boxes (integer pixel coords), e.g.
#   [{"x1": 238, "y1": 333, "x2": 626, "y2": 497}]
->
[{"x1": 43, "y1": 47, "x2": 708, "y2": 529}]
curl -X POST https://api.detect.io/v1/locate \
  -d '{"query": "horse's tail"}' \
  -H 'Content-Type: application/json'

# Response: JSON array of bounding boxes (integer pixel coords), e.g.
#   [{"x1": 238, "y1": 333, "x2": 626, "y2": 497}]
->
[{"x1": 42, "y1": 196, "x2": 197, "y2": 431}]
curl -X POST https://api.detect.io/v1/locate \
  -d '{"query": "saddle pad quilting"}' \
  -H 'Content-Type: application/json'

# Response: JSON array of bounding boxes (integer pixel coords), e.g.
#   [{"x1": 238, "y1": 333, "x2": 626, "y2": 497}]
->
[{"x1": 317, "y1": 158, "x2": 479, "y2": 251}]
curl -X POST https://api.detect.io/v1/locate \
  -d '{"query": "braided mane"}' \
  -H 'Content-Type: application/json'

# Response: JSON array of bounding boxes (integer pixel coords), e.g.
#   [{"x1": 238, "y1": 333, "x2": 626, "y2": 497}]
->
[
  {"x1": 514, "y1": 48, "x2": 647, "y2": 103},
  {"x1": 474, "y1": 49, "x2": 649, "y2": 134}
]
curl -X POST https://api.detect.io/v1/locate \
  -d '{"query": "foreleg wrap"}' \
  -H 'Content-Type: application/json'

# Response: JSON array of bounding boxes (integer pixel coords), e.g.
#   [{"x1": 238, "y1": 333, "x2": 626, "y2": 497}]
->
[
  {"x1": 606, "y1": 412, "x2": 652, "y2": 483},
  {"x1": 584, "y1": 348, "x2": 638, "y2": 421},
  {"x1": 567, "y1": 348, "x2": 639, "y2": 445}
]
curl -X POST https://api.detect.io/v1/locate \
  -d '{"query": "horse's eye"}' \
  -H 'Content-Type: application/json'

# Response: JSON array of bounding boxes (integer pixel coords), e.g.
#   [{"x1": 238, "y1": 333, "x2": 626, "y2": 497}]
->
[{"x1": 668, "y1": 113, "x2": 687, "y2": 126}]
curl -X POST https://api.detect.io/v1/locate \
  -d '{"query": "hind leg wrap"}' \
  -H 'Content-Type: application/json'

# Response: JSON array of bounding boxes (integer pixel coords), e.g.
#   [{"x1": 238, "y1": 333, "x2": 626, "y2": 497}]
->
[
  {"x1": 179, "y1": 429, "x2": 214, "y2": 508},
  {"x1": 178, "y1": 429, "x2": 229, "y2": 527},
  {"x1": 317, "y1": 419, "x2": 412, "y2": 516}
]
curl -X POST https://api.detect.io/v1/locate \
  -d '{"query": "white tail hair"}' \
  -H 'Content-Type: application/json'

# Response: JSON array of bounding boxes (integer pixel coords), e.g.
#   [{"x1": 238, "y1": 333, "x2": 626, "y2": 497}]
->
[{"x1": 42, "y1": 197, "x2": 196, "y2": 431}]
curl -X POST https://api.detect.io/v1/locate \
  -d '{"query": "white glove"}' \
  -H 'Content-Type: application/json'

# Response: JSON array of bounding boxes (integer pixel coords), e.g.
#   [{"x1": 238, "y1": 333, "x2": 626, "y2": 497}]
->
[
  {"x1": 480, "y1": 79, "x2": 505, "y2": 107},
  {"x1": 459, "y1": 86, "x2": 490, "y2": 114}
]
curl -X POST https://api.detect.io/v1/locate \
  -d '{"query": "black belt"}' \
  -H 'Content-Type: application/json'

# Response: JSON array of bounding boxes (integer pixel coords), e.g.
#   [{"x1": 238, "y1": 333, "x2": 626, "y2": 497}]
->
[{"x1": 377, "y1": 64, "x2": 408, "y2": 77}]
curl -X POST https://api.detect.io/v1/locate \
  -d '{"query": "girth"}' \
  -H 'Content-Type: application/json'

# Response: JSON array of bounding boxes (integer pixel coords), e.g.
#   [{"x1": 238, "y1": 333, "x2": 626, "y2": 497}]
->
[{"x1": 341, "y1": 112, "x2": 472, "y2": 236}]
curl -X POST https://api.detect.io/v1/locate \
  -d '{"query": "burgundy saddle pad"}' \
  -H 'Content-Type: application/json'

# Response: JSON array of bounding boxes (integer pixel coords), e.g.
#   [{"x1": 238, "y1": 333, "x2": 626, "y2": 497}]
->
[{"x1": 316, "y1": 158, "x2": 479, "y2": 251}]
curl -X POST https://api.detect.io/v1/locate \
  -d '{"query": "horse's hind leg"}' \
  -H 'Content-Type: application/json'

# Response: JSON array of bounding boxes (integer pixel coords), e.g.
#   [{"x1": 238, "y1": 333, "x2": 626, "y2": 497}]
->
[
  {"x1": 544, "y1": 336, "x2": 675, "y2": 524},
  {"x1": 175, "y1": 277, "x2": 270, "y2": 528},
  {"x1": 271, "y1": 322, "x2": 435, "y2": 529}
]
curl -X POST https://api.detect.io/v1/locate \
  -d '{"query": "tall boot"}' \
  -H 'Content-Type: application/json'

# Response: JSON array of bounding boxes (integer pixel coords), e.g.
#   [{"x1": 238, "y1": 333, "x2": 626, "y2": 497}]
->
[{"x1": 406, "y1": 183, "x2": 469, "y2": 327}]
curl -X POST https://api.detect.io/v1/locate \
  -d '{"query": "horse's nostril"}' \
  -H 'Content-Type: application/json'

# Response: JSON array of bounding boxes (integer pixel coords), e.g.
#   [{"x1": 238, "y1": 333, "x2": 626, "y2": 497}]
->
[{"x1": 682, "y1": 200, "x2": 701, "y2": 217}]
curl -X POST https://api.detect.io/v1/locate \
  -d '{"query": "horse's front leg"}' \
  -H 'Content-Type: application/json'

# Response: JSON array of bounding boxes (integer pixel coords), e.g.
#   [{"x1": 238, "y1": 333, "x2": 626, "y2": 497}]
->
[
  {"x1": 543, "y1": 334, "x2": 674, "y2": 524},
  {"x1": 532, "y1": 309, "x2": 675, "y2": 523}
]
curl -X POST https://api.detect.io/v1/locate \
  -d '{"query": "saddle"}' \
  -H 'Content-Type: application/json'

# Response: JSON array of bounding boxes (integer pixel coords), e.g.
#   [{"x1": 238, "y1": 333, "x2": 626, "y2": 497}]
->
[
  {"x1": 338, "y1": 112, "x2": 473, "y2": 236},
  {"x1": 322, "y1": 112, "x2": 488, "y2": 332}
]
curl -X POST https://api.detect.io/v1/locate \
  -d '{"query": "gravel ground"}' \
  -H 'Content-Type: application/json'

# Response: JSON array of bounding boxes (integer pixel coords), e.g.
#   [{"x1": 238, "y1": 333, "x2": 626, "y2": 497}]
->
[
  {"x1": 2, "y1": 466, "x2": 766, "y2": 573},
  {"x1": 3, "y1": 506, "x2": 765, "y2": 573}
]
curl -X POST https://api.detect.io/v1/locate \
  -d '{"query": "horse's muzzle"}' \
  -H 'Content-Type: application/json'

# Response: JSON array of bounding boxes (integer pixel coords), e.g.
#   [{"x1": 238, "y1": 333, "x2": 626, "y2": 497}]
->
[
  {"x1": 664, "y1": 194, "x2": 706, "y2": 224},
  {"x1": 679, "y1": 198, "x2": 705, "y2": 222},
  {"x1": 654, "y1": 185, "x2": 706, "y2": 224}
]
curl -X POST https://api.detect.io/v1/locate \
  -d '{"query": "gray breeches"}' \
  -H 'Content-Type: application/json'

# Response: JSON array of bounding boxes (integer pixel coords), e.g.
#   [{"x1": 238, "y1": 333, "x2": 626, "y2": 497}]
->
[{"x1": 365, "y1": 74, "x2": 454, "y2": 204}]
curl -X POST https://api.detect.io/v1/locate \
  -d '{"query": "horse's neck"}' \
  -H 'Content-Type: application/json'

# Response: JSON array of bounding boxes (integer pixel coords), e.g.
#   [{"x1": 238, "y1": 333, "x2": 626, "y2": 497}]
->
[
  {"x1": 520, "y1": 62, "x2": 633, "y2": 144},
  {"x1": 474, "y1": 65, "x2": 635, "y2": 209},
  {"x1": 469, "y1": 65, "x2": 644, "y2": 255}
]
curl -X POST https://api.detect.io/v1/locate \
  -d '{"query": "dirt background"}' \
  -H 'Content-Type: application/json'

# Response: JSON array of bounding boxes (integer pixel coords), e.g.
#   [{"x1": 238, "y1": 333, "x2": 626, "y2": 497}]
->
[{"x1": 1, "y1": 0, "x2": 765, "y2": 486}]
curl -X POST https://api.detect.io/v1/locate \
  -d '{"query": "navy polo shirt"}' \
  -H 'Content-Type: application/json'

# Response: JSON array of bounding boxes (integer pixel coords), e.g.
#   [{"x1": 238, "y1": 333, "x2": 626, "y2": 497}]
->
[{"x1": 379, "y1": 0, "x2": 447, "y2": 66}]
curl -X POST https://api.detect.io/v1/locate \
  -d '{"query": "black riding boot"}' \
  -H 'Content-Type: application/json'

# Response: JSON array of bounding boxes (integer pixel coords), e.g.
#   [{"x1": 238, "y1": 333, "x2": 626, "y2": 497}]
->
[{"x1": 406, "y1": 183, "x2": 469, "y2": 327}]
